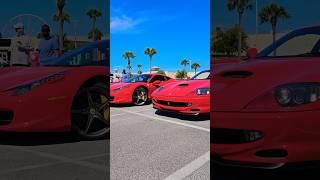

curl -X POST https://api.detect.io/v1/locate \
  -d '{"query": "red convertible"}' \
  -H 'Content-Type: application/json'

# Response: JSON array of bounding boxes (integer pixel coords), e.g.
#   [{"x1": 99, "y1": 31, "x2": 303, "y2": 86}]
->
[
  {"x1": 0, "y1": 40, "x2": 109, "y2": 140},
  {"x1": 212, "y1": 26, "x2": 320, "y2": 169},
  {"x1": 152, "y1": 70, "x2": 210, "y2": 115},
  {"x1": 110, "y1": 74, "x2": 173, "y2": 106}
]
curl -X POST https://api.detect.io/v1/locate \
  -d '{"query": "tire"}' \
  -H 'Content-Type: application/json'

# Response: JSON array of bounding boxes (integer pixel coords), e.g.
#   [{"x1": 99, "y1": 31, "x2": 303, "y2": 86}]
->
[
  {"x1": 71, "y1": 83, "x2": 110, "y2": 140},
  {"x1": 132, "y1": 87, "x2": 148, "y2": 106}
]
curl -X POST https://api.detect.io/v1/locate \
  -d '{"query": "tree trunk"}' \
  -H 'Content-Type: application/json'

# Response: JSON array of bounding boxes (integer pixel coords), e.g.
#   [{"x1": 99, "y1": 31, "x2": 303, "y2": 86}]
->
[
  {"x1": 272, "y1": 23, "x2": 277, "y2": 56},
  {"x1": 93, "y1": 18, "x2": 96, "y2": 41},
  {"x1": 128, "y1": 59, "x2": 131, "y2": 74},
  {"x1": 59, "y1": 20, "x2": 64, "y2": 53},
  {"x1": 150, "y1": 56, "x2": 152, "y2": 74},
  {"x1": 238, "y1": 13, "x2": 243, "y2": 57}
]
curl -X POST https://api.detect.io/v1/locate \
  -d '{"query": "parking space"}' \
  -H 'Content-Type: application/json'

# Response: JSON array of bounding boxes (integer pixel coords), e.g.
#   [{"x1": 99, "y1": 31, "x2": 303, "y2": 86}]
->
[
  {"x1": 111, "y1": 104, "x2": 210, "y2": 180},
  {"x1": 0, "y1": 133, "x2": 109, "y2": 180}
]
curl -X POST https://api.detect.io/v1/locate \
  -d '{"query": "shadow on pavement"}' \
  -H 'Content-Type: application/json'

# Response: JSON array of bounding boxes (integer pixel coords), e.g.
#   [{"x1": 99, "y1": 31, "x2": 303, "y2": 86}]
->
[
  {"x1": 155, "y1": 110, "x2": 210, "y2": 121},
  {"x1": 213, "y1": 163, "x2": 320, "y2": 180},
  {"x1": 0, "y1": 132, "x2": 109, "y2": 146}
]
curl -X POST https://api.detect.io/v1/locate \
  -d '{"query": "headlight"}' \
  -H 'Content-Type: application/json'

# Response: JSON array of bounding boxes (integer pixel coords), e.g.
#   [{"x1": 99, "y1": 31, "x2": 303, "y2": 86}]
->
[
  {"x1": 196, "y1": 88, "x2": 210, "y2": 95},
  {"x1": 11, "y1": 72, "x2": 65, "y2": 96},
  {"x1": 113, "y1": 84, "x2": 131, "y2": 92},
  {"x1": 275, "y1": 83, "x2": 320, "y2": 107}
]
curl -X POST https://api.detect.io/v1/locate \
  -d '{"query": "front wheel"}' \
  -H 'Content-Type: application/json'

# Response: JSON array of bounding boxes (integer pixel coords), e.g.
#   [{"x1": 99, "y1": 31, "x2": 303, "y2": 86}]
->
[
  {"x1": 71, "y1": 83, "x2": 109, "y2": 140},
  {"x1": 132, "y1": 87, "x2": 148, "y2": 106}
]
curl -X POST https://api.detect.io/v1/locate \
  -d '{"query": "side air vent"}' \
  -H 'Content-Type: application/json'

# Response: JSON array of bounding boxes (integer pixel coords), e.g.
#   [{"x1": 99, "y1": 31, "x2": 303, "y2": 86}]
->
[
  {"x1": 178, "y1": 83, "x2": 189, "y2": 86},
  {"x1": 221, "y1": 71, "x2": 253, "y2": 78}
]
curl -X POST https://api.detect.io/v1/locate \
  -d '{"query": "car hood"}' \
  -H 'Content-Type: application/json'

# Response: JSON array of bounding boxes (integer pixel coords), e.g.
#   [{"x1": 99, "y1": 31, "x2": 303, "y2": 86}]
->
[
  {"x1": 213, "y1": 57, "x2": 320, "y2": 111},
  {"x1": 0, "y1": 67, "x2": 69, "y2": 92},
  {"x1": 155, "y1": 80, "x2": 210, "y2": 97}
]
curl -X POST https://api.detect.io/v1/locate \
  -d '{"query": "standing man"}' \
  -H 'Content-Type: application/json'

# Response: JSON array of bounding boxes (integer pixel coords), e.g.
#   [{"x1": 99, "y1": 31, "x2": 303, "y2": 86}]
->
[
  {"x1": 9, "y1": 23, "x2": 33, "y2": 66},
  {"x1": 38, "y1": 24, "x2": 59, "y2": 64}
]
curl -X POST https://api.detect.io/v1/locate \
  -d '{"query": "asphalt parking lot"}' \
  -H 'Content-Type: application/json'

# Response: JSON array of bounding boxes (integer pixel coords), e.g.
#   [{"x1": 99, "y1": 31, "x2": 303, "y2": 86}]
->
[
  {"x1": 0, "y1": 133, "x2": 109, "y2": 180},
  {"x1": 110, "y1": 104, "x2": 210, "y2": 180}
]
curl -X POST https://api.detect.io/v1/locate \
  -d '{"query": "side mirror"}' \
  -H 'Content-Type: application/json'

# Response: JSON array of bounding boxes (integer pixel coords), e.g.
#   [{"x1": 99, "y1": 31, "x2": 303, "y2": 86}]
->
[{"x1": 246, "y1": 48, "x2": 258, "y2": 60}]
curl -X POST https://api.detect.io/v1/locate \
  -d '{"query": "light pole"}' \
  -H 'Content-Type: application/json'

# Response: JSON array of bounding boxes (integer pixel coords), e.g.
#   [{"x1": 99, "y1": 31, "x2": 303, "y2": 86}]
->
[{"x1": 72, "y1": 19, "x2": 79, "y2": 48}]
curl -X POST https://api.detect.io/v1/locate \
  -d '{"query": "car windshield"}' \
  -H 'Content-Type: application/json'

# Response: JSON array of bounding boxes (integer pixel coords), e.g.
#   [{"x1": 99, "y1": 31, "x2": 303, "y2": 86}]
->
[
  {"x1": 191, "y1": 70, "x2": 210, "y2": 80},
  {"x1": 258, "y1": 27, "x2": 320, "y2": 58},
  {"x1": 41, "y1": 40, "x2": 109, "y2": 67},
  {"x1": 123, "y1": 74, "x2": 152, "y2": 83}
]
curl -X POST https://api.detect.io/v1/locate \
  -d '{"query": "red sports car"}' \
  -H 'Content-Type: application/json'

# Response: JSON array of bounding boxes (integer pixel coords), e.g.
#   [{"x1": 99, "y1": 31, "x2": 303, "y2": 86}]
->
[
  {"x1": 110, "y1": 74, "x2": 173, "y2": 106},
  {"x1": 212, "y1": 26, "x2": 320, "y2": 169},
  {"x1": 0, "y1": 40, "x2": 109, "y2": 140},
  {"x1": 152, "y1": 70, "x2": 210, "y2": 115}
]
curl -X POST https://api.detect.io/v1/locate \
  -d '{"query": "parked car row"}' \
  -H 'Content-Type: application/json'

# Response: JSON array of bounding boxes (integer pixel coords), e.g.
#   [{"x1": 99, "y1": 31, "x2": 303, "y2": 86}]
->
[{"x1": 110, "y1": 70, "x2": 210, "y2": 115}]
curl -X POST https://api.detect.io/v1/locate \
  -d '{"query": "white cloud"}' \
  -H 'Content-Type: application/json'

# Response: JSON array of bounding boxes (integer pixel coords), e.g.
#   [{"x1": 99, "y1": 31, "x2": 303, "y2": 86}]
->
[{"x1": 110, "y1": 15, "x2": 145, "y2": 33}]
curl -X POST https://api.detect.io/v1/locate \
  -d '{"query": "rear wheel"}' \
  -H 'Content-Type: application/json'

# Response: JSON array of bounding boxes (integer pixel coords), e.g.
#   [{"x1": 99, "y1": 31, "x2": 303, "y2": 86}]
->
[
  {"x1": 71, "y1": 83, "x2": 109, "y2": 139},
  {"x1": 132, "y1": 87, "x2": 148, "y2": 106}
]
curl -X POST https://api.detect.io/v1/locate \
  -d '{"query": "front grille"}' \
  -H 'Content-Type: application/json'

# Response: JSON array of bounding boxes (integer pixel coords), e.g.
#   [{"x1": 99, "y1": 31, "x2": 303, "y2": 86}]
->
[
  {"x1": 156, "y1": 100, "x2": 190, "y2": 107},
  {"x1": 0, "y1": 111, "x2": 13, "y2": 125},
  {"x1": 211, "y1": 128, "x2": 263, "y2": 144}
]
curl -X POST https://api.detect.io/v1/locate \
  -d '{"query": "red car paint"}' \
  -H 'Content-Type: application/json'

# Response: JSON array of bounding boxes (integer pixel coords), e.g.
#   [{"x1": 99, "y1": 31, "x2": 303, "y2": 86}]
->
[
  {"x1": 152, "y1": 70, "x2": 210, "y2": 115},
  {"x1": 110, "y1": 74, "x2": 173, "y2": 105},
  {"x1": 0, "y1": 41, "x2": 108, "y2": 133},
  {"x1": 211, "y1": 26, "x2": 320, "y2": 169}
]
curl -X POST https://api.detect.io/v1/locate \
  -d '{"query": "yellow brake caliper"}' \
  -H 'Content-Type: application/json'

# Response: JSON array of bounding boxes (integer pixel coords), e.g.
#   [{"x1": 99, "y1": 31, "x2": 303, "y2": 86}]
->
[{"x1": 100, "y1": 95, "x2": 109, "y2": 122}]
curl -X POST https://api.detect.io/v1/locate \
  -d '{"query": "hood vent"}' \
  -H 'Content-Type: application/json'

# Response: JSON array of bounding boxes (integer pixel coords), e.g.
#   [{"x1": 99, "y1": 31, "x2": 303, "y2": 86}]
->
[
  {"x1": 221, "y1": 71, "x2": 253, "y2": 78},
  {"x1": 178, "y1": 83, "x2": 189, "y2": 86}
]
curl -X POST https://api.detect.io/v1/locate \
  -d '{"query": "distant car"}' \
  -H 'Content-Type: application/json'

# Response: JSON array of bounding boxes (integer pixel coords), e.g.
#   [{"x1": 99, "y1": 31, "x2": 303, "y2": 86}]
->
[
  {"x1": 152, "y1": 70, "x2": 210, "y2": 115},
  {"x1": 212, "y1": 25, "x2": 320, "y2": 169},
  {"x1": 0, "y1": 40, "x2": 109, "y2": 140},
  {"x1": 110, "y1": 74, "x2": 174, "y2": 106}
]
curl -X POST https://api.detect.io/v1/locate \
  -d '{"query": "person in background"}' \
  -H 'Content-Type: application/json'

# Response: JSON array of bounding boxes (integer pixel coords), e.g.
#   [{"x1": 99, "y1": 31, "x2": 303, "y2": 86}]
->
[
  {"x1": 9, "y1": 23, "x2": 34, "y2": 66},
  {"x1": 113, "y1": 69, "x2": 121, "y2": 83},
  {"x1": 38, "y1": 24, "x2": 59, "y2": 64},
  {"x1": 121, "y1": 69, "x2": 129, "y2": 82}
]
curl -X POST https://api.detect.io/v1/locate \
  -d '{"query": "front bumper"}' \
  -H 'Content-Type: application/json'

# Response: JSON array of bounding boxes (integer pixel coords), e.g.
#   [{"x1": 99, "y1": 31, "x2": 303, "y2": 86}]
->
[
  {"x1": 211, "y1": 110, "x2": 320, "y2": 168},
  {"x1": 152, "y1": 95, "x2": 209, "y2": 115},
  {"x1": 0, "y1": 91, "x2": 71, "y2": 132},
  {"x1": 110, "y1": 91, "x2": 132, "y2": 104}
]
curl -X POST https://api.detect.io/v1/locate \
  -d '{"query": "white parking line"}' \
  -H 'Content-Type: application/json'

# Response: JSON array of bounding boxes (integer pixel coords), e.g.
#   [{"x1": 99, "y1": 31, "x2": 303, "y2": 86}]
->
[
  {"x1": 0, "y1": 153, "x2": 108, "y2": 175},
  {"x1": 164, "y1": 151, "x2": 210, "y2": 180},
  {"x1": 116, "y1": 108, "x2": 210, "y2": 132},
  {"x1": 111, "y1": 113, "x2": 126, "y2": 117},
  {"x1": 3, "y1": 146, "x2": 107, "y2": 172},
  {"x1": 111, "y1": 108, "x2": 155, "y2": 118}
]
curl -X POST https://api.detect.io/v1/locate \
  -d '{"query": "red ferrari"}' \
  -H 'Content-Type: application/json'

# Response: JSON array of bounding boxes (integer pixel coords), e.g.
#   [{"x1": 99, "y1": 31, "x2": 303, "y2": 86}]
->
[
  {"x1": 110, "y1": 73, "x2": 173, "y2": 106},
  {"x1": 152, "y1": 70, "x2": 210, "y2": 115},
  {"x1": 0, "y1": 40, "x2": 109, "y2": 140},
  {"x1": 212, "y1": 26, "x2": 320, "y2": 169}
]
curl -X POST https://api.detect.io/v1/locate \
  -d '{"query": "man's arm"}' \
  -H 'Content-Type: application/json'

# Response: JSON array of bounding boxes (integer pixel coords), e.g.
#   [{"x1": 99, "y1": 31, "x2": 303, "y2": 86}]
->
[{"x1": 52, "y1": 37, "x2": 60, "y2": 56}]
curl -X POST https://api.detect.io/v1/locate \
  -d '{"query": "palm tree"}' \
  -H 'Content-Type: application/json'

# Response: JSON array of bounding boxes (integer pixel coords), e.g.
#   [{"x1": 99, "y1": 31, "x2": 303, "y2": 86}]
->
[
  {"x1": 137, "y1": 64, "x2": 142, "y2": 74},
  {"x1": 54, "y1": 0, "x2": 69, "y2": 52},
  {"x1": 87, "y1": 9, "x2": 102, "y2": 42},
  {"x1": 191, "y1": 63, "x2": 201, "y2": 74},
  {"x1": 180, "y1": 58, "x2": 190, "y2": 72},
  {"x1": 144, "y1": 48, "x2": 157, "y2": 74},
  {"x1": 88, "y1": 28, "x2": 104, "y2": 40},
  {"x1": 259, "y1": 3, "x2": 290, "y2": 56},
  {"x1": 122, "y1": 51, "x2": 135, "y2": 74},
  {"x1": 227, "y1": 0, "x2": 253, "y2": 57},
  {"x1": 175, "y1": 70, "x2": 187, "y2": 79}
]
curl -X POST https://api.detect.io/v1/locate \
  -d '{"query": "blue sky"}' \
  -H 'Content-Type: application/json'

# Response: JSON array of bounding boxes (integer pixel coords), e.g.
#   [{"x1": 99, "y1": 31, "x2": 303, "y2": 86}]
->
[
  {"x1": 212, "y1": 0, "x2": 320, "y2": 34},
  {"x1": 110, "y1": 0, "x2": 210, "y2": 73},
  {"x1": 0, "y1": 0, "x2": 107, "y2": 38}
]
